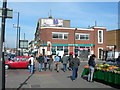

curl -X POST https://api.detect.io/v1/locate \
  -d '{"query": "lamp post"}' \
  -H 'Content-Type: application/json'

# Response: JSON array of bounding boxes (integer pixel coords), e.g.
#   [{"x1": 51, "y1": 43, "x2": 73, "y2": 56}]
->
[
  {"x1": 74, "y1": 28, "x2": 77, "y2": 55},
  {"x1": 13, "y1": 12, "x2": 20, "y2": 56},
  {"x1": 13, "y1": 24, "x2": 20, "y2": 56},
  {"x1": 40, "y1": 40, "x2": 45, "y2": 55},
  {"x1": 114, "y1": 45, "x2": 116, "y2": 61},
  {"x1": 0, "y1": 0, "x2": 7, "y2": 89}
]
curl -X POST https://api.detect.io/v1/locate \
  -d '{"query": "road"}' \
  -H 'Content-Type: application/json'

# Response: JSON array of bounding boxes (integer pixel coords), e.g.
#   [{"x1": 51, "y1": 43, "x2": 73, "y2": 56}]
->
[{"x1": 5, "y1": 60, "x2": 119, "y2": 89}]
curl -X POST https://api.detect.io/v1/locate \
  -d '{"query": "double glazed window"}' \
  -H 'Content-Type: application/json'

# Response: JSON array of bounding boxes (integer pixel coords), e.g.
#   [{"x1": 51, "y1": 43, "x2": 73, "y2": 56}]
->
[
  {"x1": 75, "y1": 33, "x2": 89, "y2": 40},
  {"x1": 52, "y1": 32, "x2": 68, "y2": 39}
]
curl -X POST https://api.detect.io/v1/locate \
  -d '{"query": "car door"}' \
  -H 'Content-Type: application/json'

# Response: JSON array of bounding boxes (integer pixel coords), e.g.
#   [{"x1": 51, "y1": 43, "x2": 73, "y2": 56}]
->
[
  {"x1": 10, "y1": 58, "x2": 20, "y2": 68},
  {"x1": 19, "y1": 58, "x2": 29, "y2": 68}
]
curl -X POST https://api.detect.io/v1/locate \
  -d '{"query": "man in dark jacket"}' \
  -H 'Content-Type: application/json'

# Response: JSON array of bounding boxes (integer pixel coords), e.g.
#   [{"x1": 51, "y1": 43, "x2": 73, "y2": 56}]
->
[
  {"x1": 70, "y1": 54, "x2": 80, "y2": 81},
  {"x1": 88, "y1": 54, "x2": 96, "y2": 82},
  {"x1": 38, "y1": 54, "x2": 44, "y2": 72},
  {"x1": 61, "y1": 54, "x2": 68, "y2": 72},
  {"x1": 68, "y1": 52, "x2": 73, "y2": 71}
]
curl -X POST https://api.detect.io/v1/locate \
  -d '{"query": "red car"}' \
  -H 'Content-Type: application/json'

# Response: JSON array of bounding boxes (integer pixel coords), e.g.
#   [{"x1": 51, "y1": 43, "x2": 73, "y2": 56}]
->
[{"x1": 5, "y1": 56, "x2": 31, "y2": 69}]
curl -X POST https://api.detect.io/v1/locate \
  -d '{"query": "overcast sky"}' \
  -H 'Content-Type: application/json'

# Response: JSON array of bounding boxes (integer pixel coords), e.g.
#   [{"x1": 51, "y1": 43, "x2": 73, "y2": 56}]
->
[{"x1": 0, "y1": 1, "x2": 118, "y2": 48}]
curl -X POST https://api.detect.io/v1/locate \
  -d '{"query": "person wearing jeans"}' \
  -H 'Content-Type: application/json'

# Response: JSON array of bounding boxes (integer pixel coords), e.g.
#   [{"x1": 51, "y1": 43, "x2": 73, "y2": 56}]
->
[
  {"x1": 39, "y1": 63, "x2": 43, "y2": 72},
  {"x1": 88, "y1": 66, "x2": 94, "y2": 82},
  {"x1": 70, "y1": 54, "x2": 80, "y2": 81},
  {"x1": 61, "y1": 54, "x2": 68, "y2": 72},
  {"x1": 28, "y1": 55, "x2": 35, "y2": 74},
  {"x1": 87, "y1": 54, "x2": 96, "y2": 82},
  {"x1": 37, "y1": 54, "x2": 44, "y2": 72},
  {"x1": 44, "y1": 55, "x2": 48, "y2": 71},
  {"x1": 54, "y1": 54, "x2": 60, "y2": 72},
  {"x1": 48, "y1": 55, "x2": 53, "y2": 71}
]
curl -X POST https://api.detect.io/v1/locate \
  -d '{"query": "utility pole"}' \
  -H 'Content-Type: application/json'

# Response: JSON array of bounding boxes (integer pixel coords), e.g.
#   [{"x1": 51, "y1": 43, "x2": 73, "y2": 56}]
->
[
  {"x1": 0, "y1": 0, "x2": 7, "y2": 89},
  {"x1": 17, "y1": 12, "x2": 20, "y2": 56},
  {"x1": 13, "y1": 12, "x2": 20, "y2": 56},
  {"x1": 95, "y1": 20, "x2": 97, "y2": 26},
  {"x1": 24, "y1": 33, "x2": 25, "y2": 40}
]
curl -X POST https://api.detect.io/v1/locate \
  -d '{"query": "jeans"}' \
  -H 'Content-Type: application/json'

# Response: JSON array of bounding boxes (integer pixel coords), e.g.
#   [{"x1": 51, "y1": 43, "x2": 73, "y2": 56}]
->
[
  {"x1": 30, "y1": 65, "x2": 34, "y2": 73},
  {"x1": 88, "y1": 66, "x2": 95, "y2": 82},
  {"x1": 44, "y1": 63, "x2": 47, "y2": 71},
  {"x1": 48, "y1": 63, "x2": 53, "y2": 71},
  {"x1": 72, "y1": 68, "x2": 78, "y2": 80},
  {"x1": 38, "y1": 63, "x2": 43, "y2": 71},
  {"x1": 55, "y1": 62, "x2": 59, "y2": 72},
  {"x1": 63, "y1": 64, "x2": 67, "y2": 71}
]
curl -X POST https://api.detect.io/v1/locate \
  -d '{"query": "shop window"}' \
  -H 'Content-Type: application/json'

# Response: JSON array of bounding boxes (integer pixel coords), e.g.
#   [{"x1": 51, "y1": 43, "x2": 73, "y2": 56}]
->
[
  {"x1": 57, "y1": 46, "x2": 63, "y2": 51},
  {"x1": 51, "y1": 46, "x2": 56, "y2": 55},
  {"x1": 64, "y1": 46, "x2": 68, "y2": 55}
]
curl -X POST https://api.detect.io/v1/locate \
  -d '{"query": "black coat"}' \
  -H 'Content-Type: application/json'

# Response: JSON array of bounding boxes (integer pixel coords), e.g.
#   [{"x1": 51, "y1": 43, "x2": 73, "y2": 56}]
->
[
  {"x1": 38, "y1": 56, "x2": 44, "y2": 63},
  {"x1": 70, "y1": 57, "x2": 80, "y2": 69},
  {"x1": 88, "y1": 56, "x2": 96, "y2": 67}
]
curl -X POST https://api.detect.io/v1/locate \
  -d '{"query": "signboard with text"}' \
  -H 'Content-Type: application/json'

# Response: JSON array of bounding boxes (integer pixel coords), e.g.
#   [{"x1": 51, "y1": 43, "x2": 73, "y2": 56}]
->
[
  {"x1": 20, "y1": 40, "x2": 28, "y2": 49},
  {"x1": 41, "y1": 18, "x2": 63, "y2": 27}
]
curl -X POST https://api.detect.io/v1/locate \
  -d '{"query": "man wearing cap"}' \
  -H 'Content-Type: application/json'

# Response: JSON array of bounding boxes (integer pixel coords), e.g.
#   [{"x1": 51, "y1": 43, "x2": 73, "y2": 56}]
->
[{"x1": 70, "y1": 54, "x2": 80, "y2": 81}]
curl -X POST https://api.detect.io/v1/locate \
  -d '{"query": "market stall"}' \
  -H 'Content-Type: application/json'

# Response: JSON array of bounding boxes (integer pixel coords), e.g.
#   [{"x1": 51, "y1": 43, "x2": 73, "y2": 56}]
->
[{"x1": 81, "y1": 64, "x2": 120, "y2": 85}]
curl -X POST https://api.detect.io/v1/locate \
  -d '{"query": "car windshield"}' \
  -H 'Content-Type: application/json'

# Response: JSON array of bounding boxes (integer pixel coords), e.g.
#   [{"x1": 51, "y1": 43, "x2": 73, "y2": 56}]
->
[
  {"x1": 13, "y1": 58, "x2": 20, "y2": 62},
  {"x1": 22, "y1": 58, "x2": 28, "y2": 61}
]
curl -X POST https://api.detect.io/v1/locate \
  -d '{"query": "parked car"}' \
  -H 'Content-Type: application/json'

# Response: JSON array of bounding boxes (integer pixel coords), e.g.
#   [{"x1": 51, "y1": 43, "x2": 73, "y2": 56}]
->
[{"x1": 5, "y1": 56, "x2": 31, "y2": 69}]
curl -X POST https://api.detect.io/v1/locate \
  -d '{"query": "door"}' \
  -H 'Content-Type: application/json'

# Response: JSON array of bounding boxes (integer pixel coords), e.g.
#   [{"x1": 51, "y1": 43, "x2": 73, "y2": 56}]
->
[
  {"x1": 10, "y1": 58, "x2": 20, "y2": 68},
  {"x1": 19, "y1": 58, "x2": 29, "y2": 68},
  {"x1": 56, "y1": 46, "x2": 64, "y2": 57}
]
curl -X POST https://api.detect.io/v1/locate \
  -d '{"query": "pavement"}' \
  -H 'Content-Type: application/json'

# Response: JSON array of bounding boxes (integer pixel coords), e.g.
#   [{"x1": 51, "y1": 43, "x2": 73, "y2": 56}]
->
[{"x1": 5, "y1": 60, "x2": 119, "y2": 89}]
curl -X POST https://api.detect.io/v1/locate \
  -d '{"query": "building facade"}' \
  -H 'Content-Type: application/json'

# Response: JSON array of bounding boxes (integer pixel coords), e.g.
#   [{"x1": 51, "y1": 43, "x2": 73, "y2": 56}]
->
[
  {"x1": 106, "y1": 29, "x2": 120, "y2": 52},
  {"x1": 35, "y1": 17, "x2": 107, "y2": 59}
]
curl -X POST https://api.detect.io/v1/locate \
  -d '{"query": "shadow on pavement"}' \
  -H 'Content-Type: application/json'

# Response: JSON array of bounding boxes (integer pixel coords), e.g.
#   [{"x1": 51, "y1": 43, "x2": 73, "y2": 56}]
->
[
  {"x1": 16, "y1": 73, "x2": 33, "y2": 90},
  {"x1": 67, "y1": 76, "x2": 73, "y2": 81}
]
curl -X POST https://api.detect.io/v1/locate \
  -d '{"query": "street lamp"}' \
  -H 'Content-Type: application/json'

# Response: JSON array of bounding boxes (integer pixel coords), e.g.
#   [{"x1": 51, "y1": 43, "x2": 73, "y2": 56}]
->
[
  {"x1": 13, "y1": 24, "x2": 20, "y2": 56},
  {"x1": 13, "y1": 12, "x2": 20, "y2": 56},
  {"x1": 40, "y1": 40, "x2": 45, "y2": 55},
  {"x1": 0, "y1": 0, "x2": 7, "y2": 89},
  {"x1": 74, "y1": 28, "x2": 77, "y2": 55}
]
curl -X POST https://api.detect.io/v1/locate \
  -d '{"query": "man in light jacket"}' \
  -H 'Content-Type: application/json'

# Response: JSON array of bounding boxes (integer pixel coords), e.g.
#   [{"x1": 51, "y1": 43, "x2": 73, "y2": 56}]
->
[
  {"x1": 28, "y1": 55, "x2": 35, "y2": 74},
  {"x1": 54, "y1": 54, "x2": 60, "y2": 72}
]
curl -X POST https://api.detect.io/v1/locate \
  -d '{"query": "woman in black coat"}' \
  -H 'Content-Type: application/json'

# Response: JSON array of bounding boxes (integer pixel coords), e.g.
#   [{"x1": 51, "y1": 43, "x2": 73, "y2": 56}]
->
[{"x1": 87, "y1": 54, "x2": 96, "y2": 82}]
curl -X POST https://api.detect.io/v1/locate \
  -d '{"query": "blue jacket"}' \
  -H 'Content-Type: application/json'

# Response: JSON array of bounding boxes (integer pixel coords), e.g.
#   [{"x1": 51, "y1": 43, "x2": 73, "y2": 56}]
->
[{"x1": 55, "y1": 56, "x2": 60, "y2": 62}]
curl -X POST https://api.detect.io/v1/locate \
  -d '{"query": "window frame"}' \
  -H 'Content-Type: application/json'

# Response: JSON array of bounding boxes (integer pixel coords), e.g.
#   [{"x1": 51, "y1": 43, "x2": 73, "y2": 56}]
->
[
  {"x1": 98, "y1": 30, "x2": 103, "y2": 44},
  {"x1": 52, "y1": 32, "x2": 68, "y2": 40},
  {"x1": 75, "y1": 33, "x2": 90, "y2": 40}
]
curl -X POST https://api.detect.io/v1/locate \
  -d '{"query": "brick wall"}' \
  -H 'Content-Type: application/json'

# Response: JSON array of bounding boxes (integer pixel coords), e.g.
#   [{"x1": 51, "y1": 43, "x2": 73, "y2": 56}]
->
[{"x1": 37, "y1": 27, "x2": 106, "y2": 58}]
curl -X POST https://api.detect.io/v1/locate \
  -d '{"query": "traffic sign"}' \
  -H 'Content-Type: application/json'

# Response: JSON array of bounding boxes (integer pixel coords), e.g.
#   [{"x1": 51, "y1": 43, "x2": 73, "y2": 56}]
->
[{"x1": 0, "y1": 8, "x2": 13, "y2": 18}]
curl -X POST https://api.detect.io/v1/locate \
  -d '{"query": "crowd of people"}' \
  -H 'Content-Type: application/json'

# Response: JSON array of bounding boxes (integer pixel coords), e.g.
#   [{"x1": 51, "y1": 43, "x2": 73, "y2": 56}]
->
[
  {"x1": 28, "y1": 53, "x2": 120, "y2": 82},
  {"x1": 29, "y1": 52, "x2": 120, "y2": 82},
  {"x1": 28, "y1": 52, "x2": 81, "y2": 81}
]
